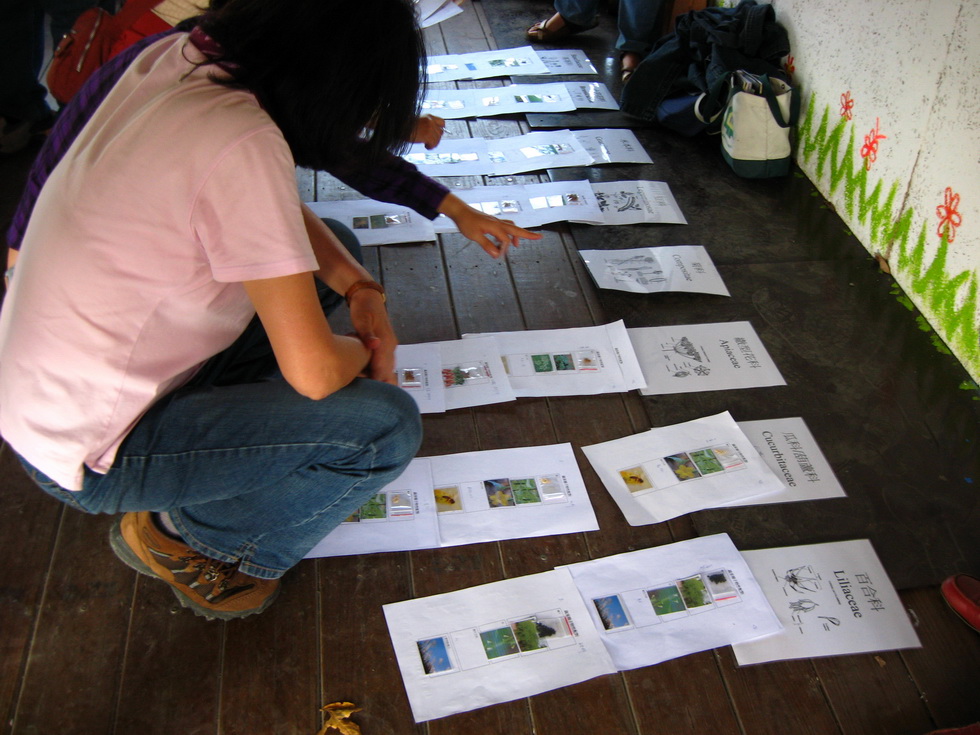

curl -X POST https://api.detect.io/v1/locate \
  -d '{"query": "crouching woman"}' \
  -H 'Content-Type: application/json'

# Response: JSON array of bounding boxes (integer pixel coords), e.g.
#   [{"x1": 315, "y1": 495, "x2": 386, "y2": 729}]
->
[{"x1": 0, "y1": 0, "x2": 425, "y2": 620}]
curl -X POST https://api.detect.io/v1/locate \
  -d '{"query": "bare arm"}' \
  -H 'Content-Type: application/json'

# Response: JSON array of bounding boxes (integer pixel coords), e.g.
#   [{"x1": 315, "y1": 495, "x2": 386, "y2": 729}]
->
[
  {"x1": 437, "y1": 193, "x2": 542, "y2": 259},
  {"x1": 303, "y1": 204, "x2": 397, "y2": 385},
  {"x1": 243, "y1": 272, "x2": 371, "y2": 400},
  {"x1": 241, "y1": 204, "x2": 397, "y2": 399}
]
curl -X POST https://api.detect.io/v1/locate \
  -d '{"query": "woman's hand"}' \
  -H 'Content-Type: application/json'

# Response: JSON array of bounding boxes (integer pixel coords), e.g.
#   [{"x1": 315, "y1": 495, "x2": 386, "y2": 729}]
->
[
  {"x1": 437, "y1": 193, "x2": 542, "y2": 258},
  {"x1": 411, "y1": 114, "x2": 447, "y2": 150},
  {"x1": 347, "y1": 287, "x2": 398, "y2": 384}
]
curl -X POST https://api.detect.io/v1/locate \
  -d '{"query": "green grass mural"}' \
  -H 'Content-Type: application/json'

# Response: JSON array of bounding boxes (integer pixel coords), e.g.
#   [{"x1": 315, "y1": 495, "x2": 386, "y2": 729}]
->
[{"x1": 798, "y1": 92, "x2": 980, "y2": 385}]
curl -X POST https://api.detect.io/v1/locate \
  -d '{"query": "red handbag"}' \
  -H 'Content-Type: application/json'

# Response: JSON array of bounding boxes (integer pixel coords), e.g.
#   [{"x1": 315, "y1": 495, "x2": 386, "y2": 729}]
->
[{"x1": 46, "y1": 0, "x2": 162, "y2": 106}]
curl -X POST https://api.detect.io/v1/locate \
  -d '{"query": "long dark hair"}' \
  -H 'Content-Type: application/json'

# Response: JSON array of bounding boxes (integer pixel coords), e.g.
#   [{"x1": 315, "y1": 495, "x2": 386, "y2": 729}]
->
[{"x1": 193, "y1": 0, "x2": 425, "y2": 170}]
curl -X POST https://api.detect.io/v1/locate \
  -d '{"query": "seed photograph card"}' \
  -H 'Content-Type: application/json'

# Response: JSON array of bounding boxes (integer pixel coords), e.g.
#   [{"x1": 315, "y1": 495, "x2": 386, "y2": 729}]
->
[
  {"x1": 402, "y1": 136, "x2": 492, "y2": 178},
  {"x1": 583, "y1": 180, "x2": 687, "y2": 225},
  {"x1": 305, "y1": 458, "x2": 438, "y2": 557},
  {"x1": 732, "y1": 540, "x2": 920, "y2": 665},
  {"x1": 561, "y1": 534, "x2": 782, "y2": 670},
  {"x1": 435, "y1": 336, "x2": 516, "y2": 410},
  {"x1": 483, "y1": 129, "x2": 594, "y2": 175},
  {"x1": 429, "y1": 443, "x2": 599, "y2": 546},
  {"x1": 384, "y1": 569, "x2": 617, "y2": 723},
  {"x1": 582, "y1": 411, "x2": 784, "y2": 525},
  {"x1": 306, "y1": 200, "x2": 435, "y2": 246},
  {"x1": 628, "y1": 321, "x2": 785, "y2": 395},
  {"x1": 718, "y1": 417, "x2": 846, "y2": 506},
  {"x1": 463, "y1": 320, "x2": 646, "y2": 397},
  {"x1": 422, "y1": 83, "x2": 617, "y2": 120},
  {"x1": 425, "y1": 46, "x2": 549, "y2": 82},
  {"x1": 395, "y1": 342, "x2": 446, "y2": 414},
  {"x1": 580, "y1": 246, "x2": 729, "y2": 295},
  {"x1": 434, "y1": 180, "x2": 602, "y2": 231}
]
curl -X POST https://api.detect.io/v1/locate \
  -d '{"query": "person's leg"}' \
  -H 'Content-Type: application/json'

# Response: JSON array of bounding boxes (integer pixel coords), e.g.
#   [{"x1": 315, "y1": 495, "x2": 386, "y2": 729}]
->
[
  {"x1": 553, "y1": 0, "x2": 601, "y2": 29},
  {"x1": 615, "y1": 0, "x2": 667, "y2": 83},
  {"x1": 91, "y1": 374, "x2": 422, "y2": 577},
  {"x1": 615, "y1": 0, "x2": 666, "y2": 55},
  {"x1": 527, "y1": 0, "x2": 599, "y2": 42}
]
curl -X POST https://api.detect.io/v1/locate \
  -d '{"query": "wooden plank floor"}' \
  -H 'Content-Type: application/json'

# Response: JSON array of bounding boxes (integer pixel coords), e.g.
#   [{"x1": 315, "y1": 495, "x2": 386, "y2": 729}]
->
[{"x1": 2, "y1": 2, "x2": 980, "y2": 734}]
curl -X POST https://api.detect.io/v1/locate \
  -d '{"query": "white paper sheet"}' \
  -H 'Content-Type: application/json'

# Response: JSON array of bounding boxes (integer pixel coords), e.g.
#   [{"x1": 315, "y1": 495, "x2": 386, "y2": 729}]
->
[
  {"x1": 562, "y1": 534, "x2": 783, "y2": 670},
  {"x1": 431, "y1": 443, "x2": 599, "y2": 546},
  {"x1": 483, "y1": 129, "x2": 594, "y2": 175},
  {"x1": 463, "y1": 320, "x2": 646, "y2": 397},
  {"x1": 580, "y1": 246, "x2": 729, "y2": 295},
  {"x1": 434, "y1": 180, "x2": 602, "y2": 230},
  {"x1": 403, "y1": 136, "x2": 492, "y2": 177},
  {"x1": 304, "y1": 459, "x2": 439, "y2": 557},
  {"x1": 307, "y1": 444, "x2": 598, "y2": 557},
  {"x1": 720, "y1": 417, "x2": 846, "y2": 505},
  {"x1": 435, "y1": 336, "x2": 516, "y2": 409},
  {"x1": 732, "y1": 540, "x2": 921, "y2": 665},
  {"x1": 396, "y1": 342, "x2": 446, "y2": 414},
  {"x1": 581, "y1": 411, "x2": 784, "y2": 525},
  {"x1": 583, "y1": 180, "x2": 687, "y2": 225},
  {"x1": 422, "y1": 82, "x2": 617, "y2": 119},
  {"x1": 384, "y1": 569, "x2": 617, "y2": 722},
  {"x1": 417, "y1": 0, "x2": 463, "y2": 27},
  {"x1": 574, "y1": 129, "x2": 652, "y2": 164},
  {"x1": 426, "y1": 46, "x2": 548, "y2": 82},
  {"x1": 536, "y1": 48, "x2": 598, "y2": 75},
  {"x1": 403, "y1": 129, "x2": 648, "y2": 177},
  {"x1": 564, "y1": 81, "x2": 619, "y2": 109},
  {"x1": 628, "y1": 321, "x2": 786, "y2": 395},
  {"x1": 305, "y1": 200, "x2": 436, "y2": 245}
]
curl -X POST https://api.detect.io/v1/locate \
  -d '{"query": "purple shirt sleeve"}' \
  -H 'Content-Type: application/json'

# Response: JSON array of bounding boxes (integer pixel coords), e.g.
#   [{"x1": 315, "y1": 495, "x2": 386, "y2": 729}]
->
[{"x1": 328, "y1": 143, "x2": 450, "y2": 221}]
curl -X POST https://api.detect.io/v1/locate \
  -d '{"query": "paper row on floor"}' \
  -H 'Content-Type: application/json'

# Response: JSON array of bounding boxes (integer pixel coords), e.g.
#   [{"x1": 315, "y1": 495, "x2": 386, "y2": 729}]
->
[
  {"x1": 305, "y1": 411, "x2": 845, "y2": 560},
  {"x1": 388, "y1": 320, "x2": 784, "y2": 417},
  {"x1": 306, "y1": 180, "x2": 684, "y2": 246},
  {"x1": 422, "y1": 82, "x2": 617, "y2": 119},
  {"x1": 426, "y1": 46, "x2": 598, "y2": 81},
  {"x1": 384, "y1": 534, "x2": 921, "y2": 722},
  {"x1": 402, "y1": 128, "x2": 652, "y2": 177}
]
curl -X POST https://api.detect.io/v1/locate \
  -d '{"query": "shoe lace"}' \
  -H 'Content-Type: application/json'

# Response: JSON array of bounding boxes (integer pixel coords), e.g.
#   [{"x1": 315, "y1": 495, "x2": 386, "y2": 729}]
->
[{"x1": 183, "y1": 555, "x2": 250, "y2": 593}]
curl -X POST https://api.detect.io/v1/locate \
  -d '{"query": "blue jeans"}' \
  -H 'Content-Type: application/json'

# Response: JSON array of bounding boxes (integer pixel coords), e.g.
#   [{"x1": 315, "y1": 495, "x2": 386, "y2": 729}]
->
[
  {"x1": 18, "y1": 220, "x2": 422, "y2": 579},
  {"x1": 556, "y1": 0, "x2": 665, "y2": 54}
]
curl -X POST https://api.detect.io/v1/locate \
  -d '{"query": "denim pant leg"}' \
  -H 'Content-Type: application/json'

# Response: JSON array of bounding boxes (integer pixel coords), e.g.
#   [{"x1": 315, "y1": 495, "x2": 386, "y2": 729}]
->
[
  {"x1": 81, "y1": 377, "x2": 422, "y2": 579},
  {"x1": 554, "y1": 0, "x2": 600, "y2": 29},
  {"x1": 615, "y1": 0, "x2": 667, "y2": 54}
]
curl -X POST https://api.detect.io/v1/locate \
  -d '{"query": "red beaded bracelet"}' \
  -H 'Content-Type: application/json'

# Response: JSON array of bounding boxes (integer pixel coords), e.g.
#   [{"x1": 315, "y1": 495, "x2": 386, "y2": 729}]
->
[{"x1": 344, "y1": 280, "x2": 386, "y2": 306}]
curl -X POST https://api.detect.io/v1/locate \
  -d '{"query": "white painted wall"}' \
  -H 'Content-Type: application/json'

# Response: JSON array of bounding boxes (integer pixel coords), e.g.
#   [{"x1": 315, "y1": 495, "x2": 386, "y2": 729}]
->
[{"x1": 738, "y1": 0, "x2": 980, "y2": 382}]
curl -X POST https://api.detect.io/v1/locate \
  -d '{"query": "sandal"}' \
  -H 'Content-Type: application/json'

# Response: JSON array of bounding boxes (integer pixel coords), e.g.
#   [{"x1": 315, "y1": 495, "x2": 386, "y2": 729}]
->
[{"x1": 527, "y1": 13, "x2": 592, "y2": 43}]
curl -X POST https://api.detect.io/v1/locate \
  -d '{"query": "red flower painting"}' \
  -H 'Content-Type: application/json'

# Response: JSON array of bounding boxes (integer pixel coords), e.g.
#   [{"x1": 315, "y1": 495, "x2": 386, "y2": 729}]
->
[
  {"x1": 840, "y1": 91, "x2": 854, "y2": 120},
  {"x1": 936, "y1": 187, "x2": 962, "y2": 243},
  {"x1": 860, "y1": 118, "x2": 887, "y2": 171}
]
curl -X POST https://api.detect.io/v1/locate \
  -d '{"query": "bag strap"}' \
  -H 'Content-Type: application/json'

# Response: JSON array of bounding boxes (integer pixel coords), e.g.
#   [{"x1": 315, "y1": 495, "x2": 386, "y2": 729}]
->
[
  {"x1": 760, "y1": 75, "x2": 800, "y2": 128},
  {"x1": 112, "y1": 0, "x2": 168, "y2": 31}
]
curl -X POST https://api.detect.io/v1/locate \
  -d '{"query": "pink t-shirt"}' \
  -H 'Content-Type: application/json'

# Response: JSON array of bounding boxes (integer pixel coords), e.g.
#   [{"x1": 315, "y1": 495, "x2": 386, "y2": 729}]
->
[{"x1": 0, "y1": 34, "x2": 319, "y2": 490}]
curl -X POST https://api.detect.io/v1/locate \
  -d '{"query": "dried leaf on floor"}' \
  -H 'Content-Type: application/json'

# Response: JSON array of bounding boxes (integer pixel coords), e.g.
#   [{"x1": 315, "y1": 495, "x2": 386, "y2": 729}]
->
[{"x1": 316, "y1": 701, "x2": 363, "y2": 735}]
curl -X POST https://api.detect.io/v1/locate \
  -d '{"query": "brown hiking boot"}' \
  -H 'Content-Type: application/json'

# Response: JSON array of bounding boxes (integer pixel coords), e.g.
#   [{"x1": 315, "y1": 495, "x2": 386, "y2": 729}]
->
[{"x1": 109, "y1": 511, "x2": 280, "y2": 620}]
